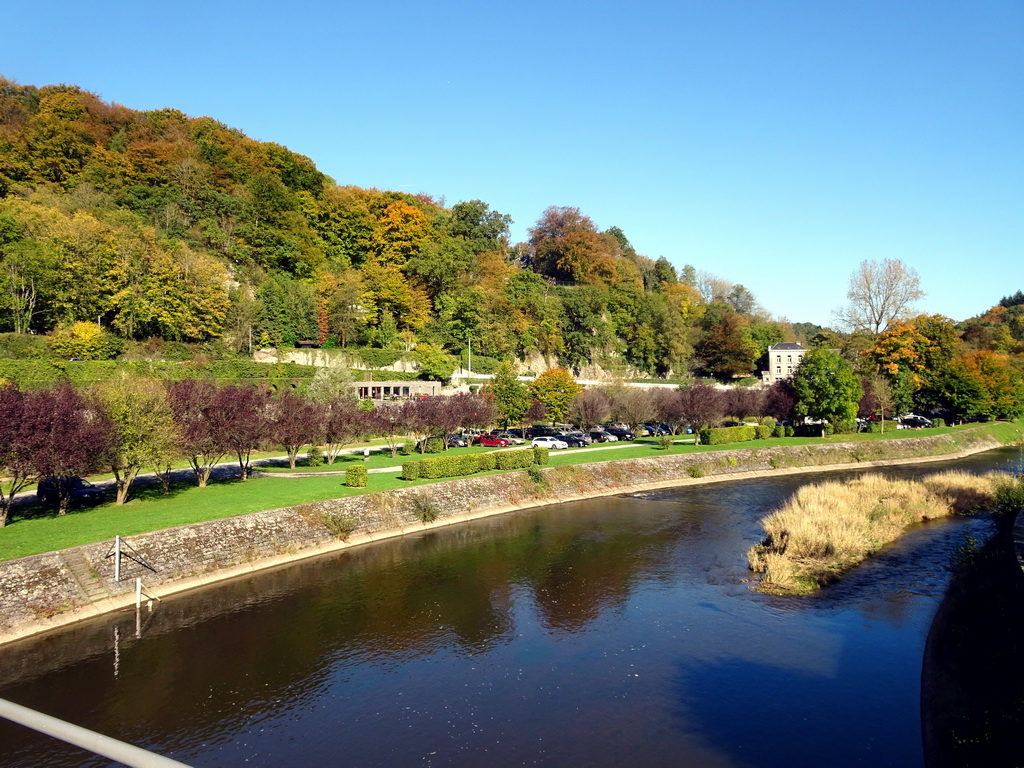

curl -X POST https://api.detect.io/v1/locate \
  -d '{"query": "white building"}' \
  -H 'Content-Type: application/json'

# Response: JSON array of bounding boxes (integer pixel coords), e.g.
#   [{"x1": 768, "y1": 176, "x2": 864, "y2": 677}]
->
[{"x1": 761, "y1": 342, "x2": 807, "y2": 384}]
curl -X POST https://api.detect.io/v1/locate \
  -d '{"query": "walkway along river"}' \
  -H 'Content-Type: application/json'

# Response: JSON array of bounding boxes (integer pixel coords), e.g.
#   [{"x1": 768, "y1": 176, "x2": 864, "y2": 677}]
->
[{"x1": 0, "y1": 446, "x2": 1021, "y2": 766}]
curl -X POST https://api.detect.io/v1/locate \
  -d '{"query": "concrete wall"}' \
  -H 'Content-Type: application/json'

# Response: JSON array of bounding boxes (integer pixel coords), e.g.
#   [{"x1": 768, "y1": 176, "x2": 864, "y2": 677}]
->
[{"x1": 0, "y1": 428, "x2": 1005, "y2": 645}]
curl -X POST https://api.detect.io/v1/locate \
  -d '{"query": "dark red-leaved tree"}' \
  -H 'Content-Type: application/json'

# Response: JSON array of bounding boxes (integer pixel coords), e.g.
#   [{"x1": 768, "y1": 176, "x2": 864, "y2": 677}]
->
[
  {"x1": 167, "y1": 378, "x2": 228, "y2": 488},
  {"x1": 372, "y1": 403, "x2": 406, "y2": 459},
  {"x1": 322, "y1": 398, "x2": 370, "y2": 465},
  {"x1": 569, "y1": 388, "x2": 611, "y2": 432},
  {"x1": 763, "y1": 379, "x2": 797, "y2": 423},
  {"x1": 213, "y1": 384, "x2": 271, "y2": 480},
  {"x1": 0, "y1": 387, "x2": 34, "y2": 526},
  {"x1": 523, "y1": 399, "x2": 548, "y2": 433},
  {"x1": 26, "y1": 385, "x2": 114, "y2": 515},
  {"x1": 677, "y1": 384, "x2": 724, "y2": 445},
  {"x1": 268, "y1": 390, "x2": 326, "y2": 469},
  {"x1": 654, "y1": 389, "x2": 686, "y2": 435}
]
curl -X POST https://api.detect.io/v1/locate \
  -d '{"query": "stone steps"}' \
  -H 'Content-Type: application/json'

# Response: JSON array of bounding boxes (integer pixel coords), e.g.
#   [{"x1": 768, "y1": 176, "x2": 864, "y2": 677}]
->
[{"x1": 60, "y1": 548, "x2": 110, "y2": 604}]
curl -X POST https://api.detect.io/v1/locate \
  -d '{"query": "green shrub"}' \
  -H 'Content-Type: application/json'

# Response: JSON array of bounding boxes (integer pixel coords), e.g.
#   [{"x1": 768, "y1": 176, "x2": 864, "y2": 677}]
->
[
  {"x1": 994, "y1": 479, "x2": 1024, "y2": 514},
  {"x1": 345, "y1": 465, "x2": 368, "y2": 487},
  {"x1": 759, "y1": 416, "x2": 776, "y2": 427},
  {"x1": 687, "y1": 464, "x2": 705, "y2": 478},
  {"x1": 423, "y1": 437, "x2": 444, "y2": 454},
  {"x1": 700, "y1": 425, "x2": 757, "y2": 445},
  {"x1": 822, "y1": 423, "x2": 835, "y2": 436},
  {"x1": 401, "y1": 461, "x2": 420, "y2": 481},
  {"x1": 306, "y1": 446, "x2": 323, "y2": 467},
  {"x1": 772, "y1": 425, "x2": 785, "y2": 438},
  {"x1": 47, "y1": 322, "x2": 124, "y2": 360},
  {"x1": 0, "y1": 333, "x2": 49, "y2": 359},
  {"x1": 833, "y1": 419, "x2": 858, "y2": 435},
  {"x1": 657, "y1": 435, "x2": 673, "y2": 450},
  {"x1": 477, "y1": 453, "x2": 497, "y2": 471},
  {"x1": 533, "y1": 446, "x2": 550, "y2": 465},
  {"x1": 932, "y1": 418, "x2": 945, "y2": 428},
  {"x1": 410, "y1": 495, "x2": 440, "y2": 523},
  {"x1": 526, "y1": 464, "x2": 545, "y2": 484},
  {"x1": 866, "y1": 420, "x2": 899, "y2": 433},
  {"x1": 354, "y1": 347, "x2": 402, "y2": 368},
  {"x1": 496, "y1": 449, "x2": 536, "y2": 470},
  {"x1": 322, "y1": 513, "x2": 359, "y2": 539},
  {"x1": 755, "y1": 425, "x2": 772, "y2": 439},
  {"x1": 784, "y1": 426, "x2": 795, "y2": 437}
]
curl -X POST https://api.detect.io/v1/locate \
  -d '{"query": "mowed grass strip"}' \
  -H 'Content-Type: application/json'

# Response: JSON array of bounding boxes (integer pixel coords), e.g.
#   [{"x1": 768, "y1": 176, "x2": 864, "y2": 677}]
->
[{"x1": 747, "y1": 470, "x2": 1022, "y2": 594}]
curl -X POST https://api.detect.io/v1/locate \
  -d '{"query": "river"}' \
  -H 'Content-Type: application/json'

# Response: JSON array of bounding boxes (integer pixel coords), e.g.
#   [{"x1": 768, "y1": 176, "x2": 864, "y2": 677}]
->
[{"x1": 0, "y1": 448, "x2": 1021, "y2": 767}]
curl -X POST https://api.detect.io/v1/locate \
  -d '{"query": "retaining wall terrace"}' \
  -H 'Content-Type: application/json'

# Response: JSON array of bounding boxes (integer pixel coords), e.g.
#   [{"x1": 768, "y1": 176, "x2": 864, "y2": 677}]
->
[{"x1": 0, "y1": 428, "x2": 1008, "y2": 645}]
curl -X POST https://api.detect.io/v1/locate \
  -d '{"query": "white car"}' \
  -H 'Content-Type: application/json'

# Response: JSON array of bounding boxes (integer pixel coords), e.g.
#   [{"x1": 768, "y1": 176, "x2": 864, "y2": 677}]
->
[{"x1": 531, "y1": 436, "x2": 569, "y2": 450}]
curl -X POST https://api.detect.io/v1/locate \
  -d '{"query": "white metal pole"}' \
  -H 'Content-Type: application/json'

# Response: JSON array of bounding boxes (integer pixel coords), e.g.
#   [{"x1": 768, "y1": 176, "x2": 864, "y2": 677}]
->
[
  {"x1": 114, "y1": 535, "x2": 121, "y2": 583},
  {"x1": 0, "y1": 697, "x2": 193, "y2": 767}
]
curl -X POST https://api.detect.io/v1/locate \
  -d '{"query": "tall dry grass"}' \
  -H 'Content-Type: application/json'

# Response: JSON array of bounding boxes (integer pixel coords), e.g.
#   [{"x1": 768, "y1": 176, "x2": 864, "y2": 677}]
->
[{"x1": 748, "y1": 471, "x2": 1018, "y2": 594}]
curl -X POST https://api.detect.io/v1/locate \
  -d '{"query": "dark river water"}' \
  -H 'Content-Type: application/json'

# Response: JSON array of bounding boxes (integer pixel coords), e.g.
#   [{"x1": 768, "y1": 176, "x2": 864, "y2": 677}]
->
[{"x1": 0, "y1": 448, "x2": 1022, "y2": 768}]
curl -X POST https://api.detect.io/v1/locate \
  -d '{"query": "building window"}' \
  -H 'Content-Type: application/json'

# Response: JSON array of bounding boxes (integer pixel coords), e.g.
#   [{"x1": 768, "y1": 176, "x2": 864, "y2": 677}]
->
[{"x1": 776, "y1": 366, "x2": 782, "y2": 375}]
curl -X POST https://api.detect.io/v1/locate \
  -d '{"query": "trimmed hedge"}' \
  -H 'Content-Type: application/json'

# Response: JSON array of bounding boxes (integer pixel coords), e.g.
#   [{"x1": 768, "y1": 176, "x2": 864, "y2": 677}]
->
[
  {"x1": 345, "y1": 465, "x2": 368, "y2": 487},
  {"x1": 404, "y1": 448, "x2": 540, "y2": 481},
  {"x1": 0, "y1": 359, "x2": 320, "y2": 387},
  {"x1": 698, "y1": 425, "x2": 758, "y2": 445},
  {"x1": 755, "y1": 425, "x2": 772, "y2": 439},
  {"x1": 533, "y1": 446, "x2": 550, "y2": 465},
  {"x1": 496, "y1": 449, "x2": 536, "y2": 470}
]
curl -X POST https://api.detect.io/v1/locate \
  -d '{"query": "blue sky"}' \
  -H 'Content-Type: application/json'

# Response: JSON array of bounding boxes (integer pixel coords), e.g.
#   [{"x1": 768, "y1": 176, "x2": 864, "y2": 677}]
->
[{"x1": 5, "y1": 1, "x2": 1021, "y2": 328}]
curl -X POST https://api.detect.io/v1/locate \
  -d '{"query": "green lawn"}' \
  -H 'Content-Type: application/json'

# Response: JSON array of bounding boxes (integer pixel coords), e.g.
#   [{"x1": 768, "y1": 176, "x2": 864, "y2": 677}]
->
[{"x1": 1, "y1": 421, "x2": 1020, "y2": 563}]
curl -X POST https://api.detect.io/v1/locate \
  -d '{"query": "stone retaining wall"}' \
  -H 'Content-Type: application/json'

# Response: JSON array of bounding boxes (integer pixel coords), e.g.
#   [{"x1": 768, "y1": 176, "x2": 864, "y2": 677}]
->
[{"x1": 0, "y1": 428, "x2": 1006, "y2": 645}]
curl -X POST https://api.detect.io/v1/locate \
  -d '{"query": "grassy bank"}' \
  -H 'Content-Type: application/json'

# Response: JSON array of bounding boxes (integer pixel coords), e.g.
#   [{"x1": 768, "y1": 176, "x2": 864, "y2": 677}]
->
[
  {"x1": 747, "y1": 471, "x2": 1024, "y2": 594},
  {"x1": 1, "y1": 420, "x2": 1021, "y2": 564}
]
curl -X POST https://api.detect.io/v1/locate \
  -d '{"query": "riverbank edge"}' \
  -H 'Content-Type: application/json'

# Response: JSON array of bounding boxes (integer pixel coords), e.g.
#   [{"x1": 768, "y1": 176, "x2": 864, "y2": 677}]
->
[{"x1": 0, "y1": 429, "x2": 1012, "y2": 648}]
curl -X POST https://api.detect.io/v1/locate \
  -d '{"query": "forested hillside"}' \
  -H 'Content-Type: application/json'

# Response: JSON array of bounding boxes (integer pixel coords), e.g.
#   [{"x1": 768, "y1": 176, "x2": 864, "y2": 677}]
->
[
  {"x1": 1, "y1": 78, "x2": 1023, "y2": 392},
  {"x1": 0, "y1": 78, "x2": 805, "y2": 378}
]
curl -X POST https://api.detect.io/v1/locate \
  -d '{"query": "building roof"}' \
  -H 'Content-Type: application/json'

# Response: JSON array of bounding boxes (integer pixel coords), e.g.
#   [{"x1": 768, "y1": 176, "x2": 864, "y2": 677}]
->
[{"x1": 769, "y1": 342, "x2": 807, "y2": 351}]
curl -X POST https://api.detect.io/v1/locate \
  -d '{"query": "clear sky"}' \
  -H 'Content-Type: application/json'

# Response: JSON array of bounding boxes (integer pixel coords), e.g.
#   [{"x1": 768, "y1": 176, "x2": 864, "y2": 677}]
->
[{"x1": 5, "y1": 1, "x2": 1022, "y2": 328}]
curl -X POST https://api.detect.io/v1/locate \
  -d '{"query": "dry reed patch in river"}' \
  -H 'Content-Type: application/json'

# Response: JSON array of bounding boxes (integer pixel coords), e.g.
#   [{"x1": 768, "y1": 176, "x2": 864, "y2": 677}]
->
[{"x1": 747, "y1": 471, "x2": 1012, "y2": 594}]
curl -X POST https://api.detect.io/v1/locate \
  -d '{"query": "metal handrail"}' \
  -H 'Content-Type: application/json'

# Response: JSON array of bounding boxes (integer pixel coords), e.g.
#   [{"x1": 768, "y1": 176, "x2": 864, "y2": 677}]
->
[{"x1": 0, "y1": 697, "x2": 192, "y2": 767}]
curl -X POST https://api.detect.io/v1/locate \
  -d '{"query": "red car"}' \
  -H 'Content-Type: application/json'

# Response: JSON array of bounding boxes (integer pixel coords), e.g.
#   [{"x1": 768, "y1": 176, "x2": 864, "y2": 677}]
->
[{"x1": 474, "y1": 434, "x2": 510, "y2": 447}]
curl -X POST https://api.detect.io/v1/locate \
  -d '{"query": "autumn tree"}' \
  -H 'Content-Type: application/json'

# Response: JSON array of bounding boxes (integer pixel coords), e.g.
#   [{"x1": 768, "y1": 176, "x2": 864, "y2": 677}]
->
[
  {"x1": 528, "y1": 368, "x2": 583, "y2": 424},
  {"x1": 697, "y1": 310, "x2": 759, "y2": 379},
  {"x1": 96, "y1": 373, "x2": 178, "y2": 504},
  {"x1": 528, "y1": 206, "x2": 618, "y2": 284},
  {"x1": 837, "y1": 259, "x2": 924, "y2": 335}
]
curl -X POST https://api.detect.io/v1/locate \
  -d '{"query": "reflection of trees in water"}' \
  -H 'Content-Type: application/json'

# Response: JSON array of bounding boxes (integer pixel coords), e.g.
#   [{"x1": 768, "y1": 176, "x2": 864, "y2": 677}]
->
[
  {"x1": 0, "y1": 497, "x2": 679, "y2": 758},
  {"x1": 921, "y1": 523, "x2": 1024, "y2": 768}
]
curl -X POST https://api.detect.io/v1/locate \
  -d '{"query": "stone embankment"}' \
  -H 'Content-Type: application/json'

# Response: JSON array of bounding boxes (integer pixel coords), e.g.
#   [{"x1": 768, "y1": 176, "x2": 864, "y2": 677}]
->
[{"x1": 0, "y1": 429, "x2": 1009, "y2": 646}]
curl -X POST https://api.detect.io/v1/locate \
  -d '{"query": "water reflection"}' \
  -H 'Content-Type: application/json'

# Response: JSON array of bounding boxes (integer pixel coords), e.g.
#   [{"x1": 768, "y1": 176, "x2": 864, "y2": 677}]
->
[{"x1": 0, "y1": 447, "x2": 1018, "y2": 767}]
